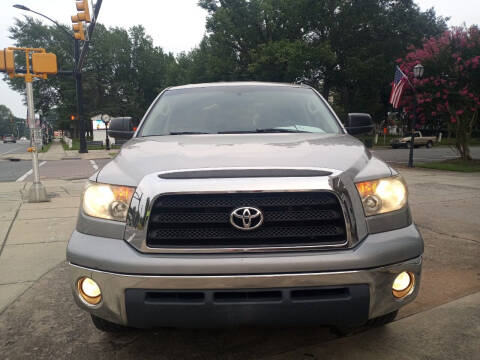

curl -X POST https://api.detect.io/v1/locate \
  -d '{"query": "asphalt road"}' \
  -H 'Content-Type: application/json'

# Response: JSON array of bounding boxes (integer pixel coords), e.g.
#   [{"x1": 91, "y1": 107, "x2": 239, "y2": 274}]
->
[
  {"x1": 0, "y1": 145, "x2": 478, "y2": 182},
  {"x1": 0, "y1": 140, "x2": 29, "y2": 156},
  {"x1": 0, "y1": 158, "x2": 111, "y2": 182},
  {"x1": 372, "y1": 145, "x2": 480, "y2": 164}
]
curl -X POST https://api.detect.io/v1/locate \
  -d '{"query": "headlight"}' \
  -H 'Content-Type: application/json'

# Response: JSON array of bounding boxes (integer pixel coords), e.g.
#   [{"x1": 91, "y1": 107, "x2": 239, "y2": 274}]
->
[
  {"x1": 355, "y1": 176, "x2": 407, "y2": 216},
  {"x1": 82, "y1": 182, "x2": 135, "y2": 221}
]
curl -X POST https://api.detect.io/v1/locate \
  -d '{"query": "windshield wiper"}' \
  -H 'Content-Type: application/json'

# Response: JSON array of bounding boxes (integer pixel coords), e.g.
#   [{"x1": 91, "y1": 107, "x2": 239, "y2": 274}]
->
[
  {"x1": 167, "y1": 131, "x2": 210, "y2": 135},
  {"x1": 255, "y1": 128, "x2": 311, "y2": 133},
  {"x1": 217, "y1": 130, "x2": 257, "y2": 134},
  {"x1": 218, "y1": 128, "x2": 312, "y2": 134}
]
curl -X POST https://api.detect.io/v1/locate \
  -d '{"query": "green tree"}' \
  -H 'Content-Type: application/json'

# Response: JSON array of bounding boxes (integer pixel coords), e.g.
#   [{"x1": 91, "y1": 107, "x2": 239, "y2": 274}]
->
[
  {"x1": 196, "y1": 0, "x2": 447, "y2": 122},
  {"x1": 6, "y1": 18, "x2": 177, "y2": 136},
  {"x1": 0, "y1": 105, "x2": 14, "y2": 136},
  {"x1": 398, "y1": 26, "x2": 480, "y2": 160}
]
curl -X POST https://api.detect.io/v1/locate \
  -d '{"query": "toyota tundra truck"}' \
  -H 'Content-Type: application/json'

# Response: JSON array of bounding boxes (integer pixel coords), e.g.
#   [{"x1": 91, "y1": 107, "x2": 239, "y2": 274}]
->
[{"x1": 67, "y1": 82, "x2": 423, "y2": 332}]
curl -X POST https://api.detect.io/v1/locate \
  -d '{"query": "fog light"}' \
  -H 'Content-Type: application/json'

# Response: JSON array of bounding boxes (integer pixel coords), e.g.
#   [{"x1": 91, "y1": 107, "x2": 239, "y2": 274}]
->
[
  {"x1": 77, "y1": 277, "x2": 102, "y2": 305},
  {"x1": 392, "y1": 271, "x2": 415, "y2": 298}
]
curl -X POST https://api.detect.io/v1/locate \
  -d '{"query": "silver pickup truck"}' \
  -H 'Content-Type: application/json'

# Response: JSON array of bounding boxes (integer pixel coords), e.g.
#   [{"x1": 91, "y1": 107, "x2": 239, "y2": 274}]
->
[
  {"x1": 67, "y1": 82, "x2": 423, "y2": 333},
  {"x1": 391, "y1": 131, "x2": 436, "y2": 149}
]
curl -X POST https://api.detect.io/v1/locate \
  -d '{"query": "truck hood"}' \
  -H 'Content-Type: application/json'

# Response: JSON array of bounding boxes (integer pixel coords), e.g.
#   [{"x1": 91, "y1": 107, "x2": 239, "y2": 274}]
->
[{"x1": 96, "y1": 133, "x2": 390, "y2": 186}]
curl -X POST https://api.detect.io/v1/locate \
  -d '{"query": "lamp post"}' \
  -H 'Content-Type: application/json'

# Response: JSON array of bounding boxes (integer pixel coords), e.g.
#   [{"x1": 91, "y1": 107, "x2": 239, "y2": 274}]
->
[
  {"x1": 101, "y1": 114, "x2": 111, "y2": 150},
  {"x1": 13, "y1": 4, "x2": 88, "y2": 153},
  {"x1": 408, "y1": 63, "x2": 425, "y2": 168}
]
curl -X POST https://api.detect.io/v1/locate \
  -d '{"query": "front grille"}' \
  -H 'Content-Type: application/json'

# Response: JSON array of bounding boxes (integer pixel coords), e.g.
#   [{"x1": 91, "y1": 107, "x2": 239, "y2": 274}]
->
[{"x1": 146, "y1": 192, "x2": 347, "y2": 250}]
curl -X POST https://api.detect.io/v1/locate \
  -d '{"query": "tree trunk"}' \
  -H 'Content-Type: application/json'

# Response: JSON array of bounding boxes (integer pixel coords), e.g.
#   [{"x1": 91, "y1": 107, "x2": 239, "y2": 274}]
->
[{"x1": 454, "y1": 112, "x2": 475, "y2": 161}]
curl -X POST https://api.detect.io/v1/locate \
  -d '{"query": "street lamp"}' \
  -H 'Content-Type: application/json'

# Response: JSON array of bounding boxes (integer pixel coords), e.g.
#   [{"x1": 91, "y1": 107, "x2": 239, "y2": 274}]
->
[
  {"x1": 408, "y1": 63, "x2": 424, "y2": 168},
  {"x1": 101, "y1": 114, "x2": 111, "y2": 150},
  {"x1": 13, "y1": 5, "x2": 74, "y2": 42},
  {"x1": 13, "y1": 4, "x2": 88, "y2": 154},
  {"x1": 413, "y1": 64, "x2": 425, "y2": 79}
]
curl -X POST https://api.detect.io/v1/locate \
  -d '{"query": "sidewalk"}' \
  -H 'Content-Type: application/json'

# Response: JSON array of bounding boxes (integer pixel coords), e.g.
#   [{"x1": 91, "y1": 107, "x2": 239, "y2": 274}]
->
[
  {"x1": 0, "y1": 179, "x2": 84, "y2": 314},
  {"x1": 0, "y1": 140, "x2": 118, "y2": 161},
  {"x1": 265, "y1": 292, "x2": 480, "y2": 360}
]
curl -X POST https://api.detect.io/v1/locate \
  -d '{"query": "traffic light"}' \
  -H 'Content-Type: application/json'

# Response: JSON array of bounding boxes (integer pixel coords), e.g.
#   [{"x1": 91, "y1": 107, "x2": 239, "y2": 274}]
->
[
  {"x1": 4, "y1": 49, "x2": 15, "y2": 73},
  {"x1": 72, "y1": 20, "x2": 85, "y2": 40},
  {"x1": 0, "y1": 50, "x2": 5, "y2": 72},
  {"x1": 71, "y1": 0, "x2": 91, "y2": 40},
  {"x1": 70, "y1": 115, "x2": 76, "y2": 121},
  {"x1": 32, "y1": 53, "x2": 58, "y2": 74},
  {"x1": 75, "y1": 0, "x2": 91, "y2": 22}
]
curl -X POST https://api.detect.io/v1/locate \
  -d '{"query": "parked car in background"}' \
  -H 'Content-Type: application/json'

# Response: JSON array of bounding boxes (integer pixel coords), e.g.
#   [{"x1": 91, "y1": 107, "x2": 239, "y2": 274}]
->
[
  {"x1": 391, "y1": 131, "x2": 436, "y2": 149},
  {"x1": 3, "y1": 134, "x2": 16, "y2": 143},
  {"x1": 19, "y1": 137, "x2": 28, "y2": 141}
]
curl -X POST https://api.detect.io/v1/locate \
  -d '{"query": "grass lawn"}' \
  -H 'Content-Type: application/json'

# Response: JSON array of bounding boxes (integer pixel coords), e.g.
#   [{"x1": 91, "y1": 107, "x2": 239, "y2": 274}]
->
[
  {"x1": 39, "y1": 142, "x2": 52, "y2": 153},
  {"x1": 415, "y1": 159, "x2": 480, "y2": 172}
]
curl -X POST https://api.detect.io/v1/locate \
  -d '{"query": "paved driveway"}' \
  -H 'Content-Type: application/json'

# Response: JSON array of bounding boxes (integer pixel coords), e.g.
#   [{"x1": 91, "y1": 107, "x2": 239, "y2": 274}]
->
[{"x1": 0, "y1": 168, "x2": 478, "y2": 359}]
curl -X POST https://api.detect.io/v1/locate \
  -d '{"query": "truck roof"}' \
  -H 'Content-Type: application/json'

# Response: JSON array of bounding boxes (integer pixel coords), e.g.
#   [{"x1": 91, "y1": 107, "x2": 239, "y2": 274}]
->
[{"x1": 168, "y1": 81, "x2": 309, "y2": 90}]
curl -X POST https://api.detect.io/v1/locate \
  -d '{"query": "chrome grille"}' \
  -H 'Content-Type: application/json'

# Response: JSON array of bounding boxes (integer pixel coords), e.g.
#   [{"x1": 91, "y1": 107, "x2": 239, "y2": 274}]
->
[{"x1": 146, "y1": 192, "x2": 347, "y2": 249}]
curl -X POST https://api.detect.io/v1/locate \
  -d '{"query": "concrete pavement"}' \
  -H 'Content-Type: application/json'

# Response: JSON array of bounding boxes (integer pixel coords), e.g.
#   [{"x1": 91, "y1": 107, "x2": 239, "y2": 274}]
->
[
  {"x1": 266, "y1": 292, "x2": 480, "y2": 360},
  {"x1": 0, "y1": 179, "x2": 84, "y2": 314},
  {"x1": 0, "y1": 168, "x2": 479, "y2": 359}
]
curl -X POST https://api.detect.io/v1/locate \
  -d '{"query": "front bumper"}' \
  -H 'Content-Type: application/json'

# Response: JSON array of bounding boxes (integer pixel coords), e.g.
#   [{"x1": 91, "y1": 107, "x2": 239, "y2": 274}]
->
[{"x1": 69, "y1": 256, "x2": 422, "y2": 328}]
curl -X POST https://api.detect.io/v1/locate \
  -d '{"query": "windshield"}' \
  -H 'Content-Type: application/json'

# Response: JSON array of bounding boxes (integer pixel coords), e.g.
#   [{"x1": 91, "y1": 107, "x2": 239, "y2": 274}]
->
[{"x1": 139, "y1": 85, "x2": 342, "y2": 136}]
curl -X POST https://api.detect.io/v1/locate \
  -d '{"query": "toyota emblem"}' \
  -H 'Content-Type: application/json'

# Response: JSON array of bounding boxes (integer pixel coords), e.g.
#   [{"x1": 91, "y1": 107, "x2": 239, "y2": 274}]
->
[{"x1": 230, "y1": 207, "x2": 264, "y2": 231}]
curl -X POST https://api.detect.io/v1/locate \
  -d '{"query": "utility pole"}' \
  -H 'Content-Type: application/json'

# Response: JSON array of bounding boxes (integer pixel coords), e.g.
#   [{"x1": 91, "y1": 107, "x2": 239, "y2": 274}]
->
[
  {"x1": 72, "y1": 0, "x2": 103, "y2": 153},
  {"x1": 74, "y1": 39, "x2": 87, "y2": 153}
]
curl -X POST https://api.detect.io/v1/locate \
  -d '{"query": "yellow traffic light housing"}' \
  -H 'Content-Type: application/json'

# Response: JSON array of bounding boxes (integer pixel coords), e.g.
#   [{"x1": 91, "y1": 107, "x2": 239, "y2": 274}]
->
[
  {"x1": 73, "y1": 21, "x2": 85, "y2": 40},
  {"x1": 0, "y1": 50, "x2": 5, "y2": 72},
  {"x1": 32, "y1": 53, "x2": 58, "y2": 74},
  {"x1": 5, "y1": 49, "x2": 15, "y2": 73},
  {"x1": 75, "y1": 0, "x2": 91, "y2": 22}
]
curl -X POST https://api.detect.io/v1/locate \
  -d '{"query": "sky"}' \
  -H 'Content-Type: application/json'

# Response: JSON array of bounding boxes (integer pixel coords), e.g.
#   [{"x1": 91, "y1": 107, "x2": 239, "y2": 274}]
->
[{"x1": 1, "y1": 0, "x2": 479, "y2": 117}]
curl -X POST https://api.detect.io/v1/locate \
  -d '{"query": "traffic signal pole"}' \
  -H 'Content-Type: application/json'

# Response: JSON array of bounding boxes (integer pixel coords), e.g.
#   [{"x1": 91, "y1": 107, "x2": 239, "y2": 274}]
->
[
  {"x1": 25, "y1": 79, "x2": 48, "y2": 202},
  {"x1": 3, "y1": 47, "x2": 57, "y2": 202},
  {"x1": 74, "y1": 39, "x2": 87, "y2": 153},
  {"x1": 13, "y1": 1, "x2": 102, "y2": 155}
]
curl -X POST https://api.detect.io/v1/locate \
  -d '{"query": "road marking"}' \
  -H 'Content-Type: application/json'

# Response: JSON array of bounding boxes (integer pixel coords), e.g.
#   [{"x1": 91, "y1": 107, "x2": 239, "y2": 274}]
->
[
  {"x1": 89, "y1": 160, "x2": 99, "y2": 171},
  {"x1": 16, "y1": 161, "x2": 46, "y2": 182}
]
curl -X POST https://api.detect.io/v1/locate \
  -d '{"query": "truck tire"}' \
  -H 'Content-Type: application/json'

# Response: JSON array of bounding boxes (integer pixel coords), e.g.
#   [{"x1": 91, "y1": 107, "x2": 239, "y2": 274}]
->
[
  {"x1": 90, "y1": 314, "x2": 129, "y2": 332},
  {"x1": 366, "y1": 309, "x2": 398, "y2": 328},
  {"x1": 405, "y1": 142, "x2": 411, "y2": 149},
  {"x1": 332, "y1": 310, "x2": 398, "y2": 336},
  {"x1": 426, "y1": 141, "x2": 433, "y2": 148}
]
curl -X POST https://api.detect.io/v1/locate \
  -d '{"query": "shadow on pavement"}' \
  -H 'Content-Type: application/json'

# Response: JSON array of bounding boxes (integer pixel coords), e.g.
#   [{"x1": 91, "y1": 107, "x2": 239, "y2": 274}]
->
[{"x1": 0, "y1": 262, "x2": 340, "y2": 360}]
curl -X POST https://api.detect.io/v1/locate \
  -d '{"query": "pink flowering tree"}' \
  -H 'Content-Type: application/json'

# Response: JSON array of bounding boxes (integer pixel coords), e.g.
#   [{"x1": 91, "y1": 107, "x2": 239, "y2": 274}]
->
[{"x1": 398, "y1": 26, "x2": 480, "y2": 160}]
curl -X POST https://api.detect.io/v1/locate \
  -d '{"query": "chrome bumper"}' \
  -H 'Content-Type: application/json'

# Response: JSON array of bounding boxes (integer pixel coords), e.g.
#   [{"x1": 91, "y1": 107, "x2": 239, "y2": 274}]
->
[{"x1": 70, "y1": 256, "x2": 422, "y2": 326}]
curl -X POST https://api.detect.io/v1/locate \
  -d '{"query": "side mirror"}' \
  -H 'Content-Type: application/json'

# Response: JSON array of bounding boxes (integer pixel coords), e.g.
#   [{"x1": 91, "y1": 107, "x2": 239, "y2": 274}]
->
[
  {"x1": 108, "y1": 117, "x2": 135, "y2": 139},
  {"x1": 345, "y1": 113, "x2": 374, "y2": 135}
]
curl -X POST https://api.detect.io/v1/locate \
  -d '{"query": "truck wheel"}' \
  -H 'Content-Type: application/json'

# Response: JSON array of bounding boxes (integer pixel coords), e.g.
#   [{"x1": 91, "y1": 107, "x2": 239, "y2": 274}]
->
[
  {"x1": 90, "y1": 314, "x2": 129, "y2": 332},
  {"x1": 426, "y1": 141, "x2": 433, "y2": 148},
  {"x1": 366, "y1": 310, "x2": 398, "y2": 328},
  {"x1": 332, "y1": 310, "x2": 398, "y2": 336},
  {"x1": 405, "y1": 142, "x2": 411, "y2": 149}
]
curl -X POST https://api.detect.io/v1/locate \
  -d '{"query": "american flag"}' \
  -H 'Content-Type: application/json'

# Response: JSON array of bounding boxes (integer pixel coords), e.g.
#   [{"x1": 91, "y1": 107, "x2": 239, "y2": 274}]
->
[{"x1": 389, "y1": 66, "x2": 408, "y2": 109}]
